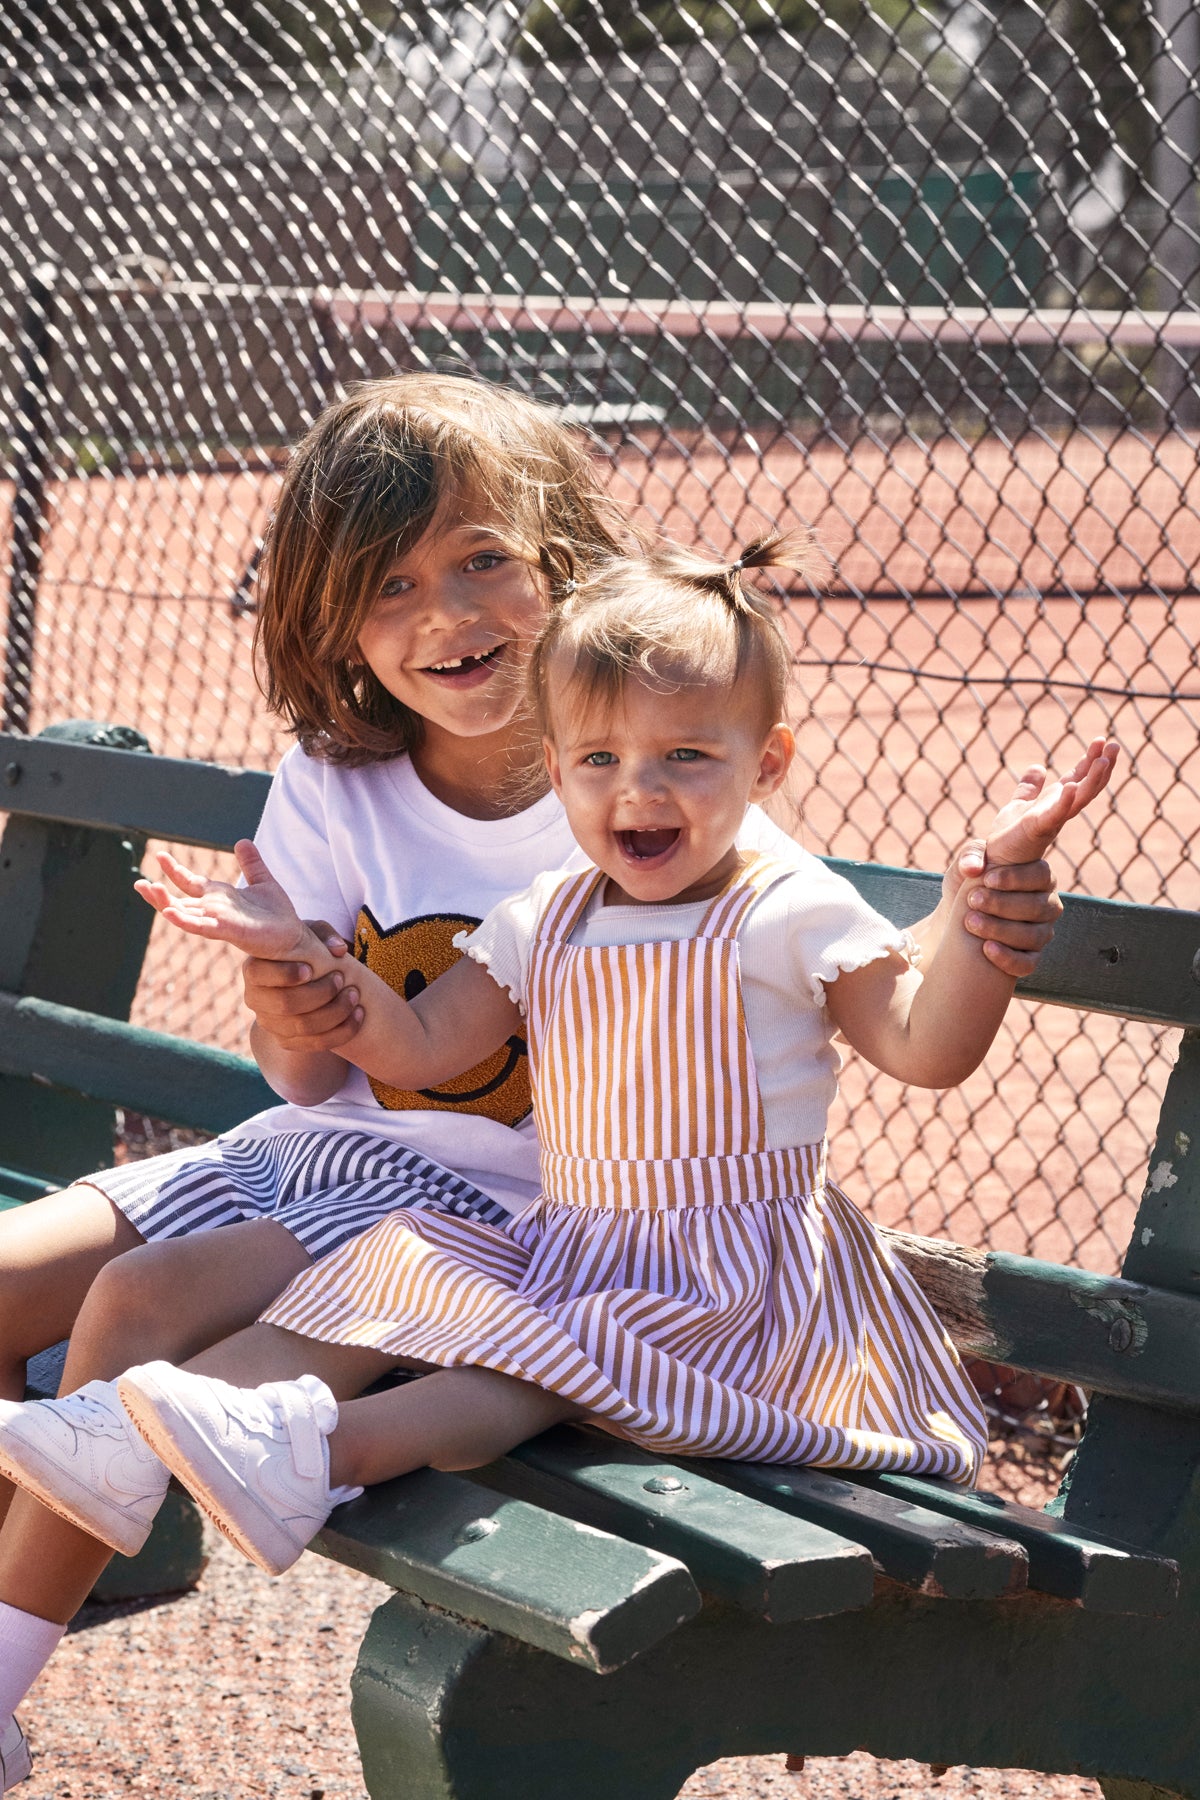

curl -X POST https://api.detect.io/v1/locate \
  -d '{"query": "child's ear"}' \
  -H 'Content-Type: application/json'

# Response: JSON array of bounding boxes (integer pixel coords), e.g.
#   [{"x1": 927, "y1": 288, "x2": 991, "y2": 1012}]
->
[
  {"x1": 751, "y1": 722, "x2": 794, "y2": 800},
  {"x1": 543, "y1": 737, "x2": 563, "y2": 796}
]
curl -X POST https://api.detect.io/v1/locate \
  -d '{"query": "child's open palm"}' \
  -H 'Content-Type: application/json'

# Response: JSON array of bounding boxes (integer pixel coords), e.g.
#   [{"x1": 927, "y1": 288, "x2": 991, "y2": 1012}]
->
[
  {"x1": 985, "y1": 737, "x2": 1118, "y2": 868},
  {"x1": 135, "y1": 840, "x2": 313, "y2": 962}
]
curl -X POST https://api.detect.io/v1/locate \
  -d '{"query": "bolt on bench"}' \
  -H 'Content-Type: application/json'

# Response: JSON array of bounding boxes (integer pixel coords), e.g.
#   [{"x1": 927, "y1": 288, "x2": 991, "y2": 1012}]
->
[{"x1": 1, "y1": 721, "x2": 1197, "y2": 1800}]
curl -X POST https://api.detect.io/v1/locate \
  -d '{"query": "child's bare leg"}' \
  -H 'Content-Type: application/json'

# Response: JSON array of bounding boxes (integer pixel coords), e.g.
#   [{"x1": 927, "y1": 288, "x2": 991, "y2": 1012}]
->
[
  {"x1": 111, "y1": 1346, "x2": 579, "y2": 1579},
  {"x1": 0, "y1": 1221, "x2": 316, "y2": 1624},
  {"x1": 185, "y1": 1321, "x2": 424, "y2": 1393},
  {"x1": 0, "y1": 1185, "x2": 144, "y2": 1403},
  {"x1": 0, "y1": 1185, "x2": 144, "y2": 1529},
  {"x1": 182, "y1": 1329, "x2": 577, "y2": 1478},
  {"x1": 329, "y1": 1367, "x2": 583, "y2": 1487},
  {"x1": 58, "y1": 1217, "x2": 313, "y2": 1392},
  {"x1": 0, "y1": 1493, "x2": 119, "y2": 1625}
]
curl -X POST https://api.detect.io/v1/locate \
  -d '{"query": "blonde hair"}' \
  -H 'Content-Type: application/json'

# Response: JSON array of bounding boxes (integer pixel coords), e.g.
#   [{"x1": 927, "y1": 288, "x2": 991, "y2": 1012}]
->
[
  {"x1": 255, "y1": 374, "x2": 629, "y2": 764},
  {"x1": 529, "y1": 534, "x2": 807, "y2": 738}
]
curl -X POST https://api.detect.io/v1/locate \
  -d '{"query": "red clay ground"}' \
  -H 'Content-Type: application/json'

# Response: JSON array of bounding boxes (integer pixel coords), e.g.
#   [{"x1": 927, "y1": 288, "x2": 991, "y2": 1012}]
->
[{"x1": 20, "y1": 1437, "x2": 1097, "y2": 1800}]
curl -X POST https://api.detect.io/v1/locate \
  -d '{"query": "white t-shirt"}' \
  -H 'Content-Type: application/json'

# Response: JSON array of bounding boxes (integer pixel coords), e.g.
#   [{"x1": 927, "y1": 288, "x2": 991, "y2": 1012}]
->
[
  {"x1": 236, "y1": 743, "x2": 805, "y2": 1213},
  {"x1": 459, "y1": 857, "x2": 910, "y2": 1150}
]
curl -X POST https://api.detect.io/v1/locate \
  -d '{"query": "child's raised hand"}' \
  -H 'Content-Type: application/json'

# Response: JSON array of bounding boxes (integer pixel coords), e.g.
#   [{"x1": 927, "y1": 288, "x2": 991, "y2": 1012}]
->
[
  {"x1": 135, "y1": 840, "x2": 314, "y2": 962},
  {"x1": 981, "y1": 737, "x2": 1119, "y2": 869},
  {"x1": 939, "y1": 738, "x2": 1117, "y2": 978}
]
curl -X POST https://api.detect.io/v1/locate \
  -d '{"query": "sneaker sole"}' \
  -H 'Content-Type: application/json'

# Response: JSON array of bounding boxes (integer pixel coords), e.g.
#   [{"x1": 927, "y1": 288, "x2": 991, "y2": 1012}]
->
[
  {"x1": 117, "y1": 1369, "x2": 304, "y2": 1577},
  {"x1": 0, "y1": 1426, "x2": 154, "y2": 1559},
  {"x1": 0, "y1": 1723, "x2": 32, "y2": 1791}
]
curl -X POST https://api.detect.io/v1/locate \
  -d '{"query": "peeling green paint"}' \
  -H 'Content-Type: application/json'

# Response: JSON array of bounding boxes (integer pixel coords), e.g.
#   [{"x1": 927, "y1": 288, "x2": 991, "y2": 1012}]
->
[{"x1": 1069, "y1": 1289, "x2": 1149, "y2": 1355}]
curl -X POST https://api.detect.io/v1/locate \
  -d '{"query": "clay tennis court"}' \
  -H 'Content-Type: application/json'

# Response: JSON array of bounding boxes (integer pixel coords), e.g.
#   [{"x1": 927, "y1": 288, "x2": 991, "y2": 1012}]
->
[{"x1": 10, "y1": 422, "x2": 1199, "y2": 1275}]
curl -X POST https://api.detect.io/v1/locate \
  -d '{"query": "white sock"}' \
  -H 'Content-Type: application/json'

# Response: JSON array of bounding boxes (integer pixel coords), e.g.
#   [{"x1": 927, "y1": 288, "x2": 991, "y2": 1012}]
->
[{"x1": 0, "y1": 1600, "x2": 66, "y2": 1718}]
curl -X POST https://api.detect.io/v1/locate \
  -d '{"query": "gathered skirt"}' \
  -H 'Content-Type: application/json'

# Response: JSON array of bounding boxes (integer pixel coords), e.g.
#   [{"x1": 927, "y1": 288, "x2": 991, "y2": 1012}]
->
[{"x1": 262, "y1": 1171, "x2": 987, "y2": 1484}]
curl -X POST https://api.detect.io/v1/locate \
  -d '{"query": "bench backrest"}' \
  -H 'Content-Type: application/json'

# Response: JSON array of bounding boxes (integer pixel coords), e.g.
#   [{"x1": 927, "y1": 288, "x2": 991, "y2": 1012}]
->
[
  {"x1": 7, "y1": 727, "x2": 1196, "y2": 1027},
  {"x1": 0, "y1": 723, "x2": 274, "y2": 1195}
]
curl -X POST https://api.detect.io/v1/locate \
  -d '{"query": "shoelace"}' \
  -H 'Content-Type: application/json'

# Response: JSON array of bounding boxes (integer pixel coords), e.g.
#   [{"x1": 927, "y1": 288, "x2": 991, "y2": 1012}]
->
[
  {"x1": 60, "y1": 1387, "x2": 160, "y2": 1464},
  {"x1": 53, "y1": 1390, "x2": 120, "y2": 1429}
]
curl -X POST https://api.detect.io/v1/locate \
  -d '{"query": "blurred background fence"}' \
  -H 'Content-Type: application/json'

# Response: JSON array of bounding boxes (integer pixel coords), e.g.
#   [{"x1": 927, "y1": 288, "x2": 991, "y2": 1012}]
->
[{"x1": 1, "y1": 0, "x2": 1198, "y2": 1273}]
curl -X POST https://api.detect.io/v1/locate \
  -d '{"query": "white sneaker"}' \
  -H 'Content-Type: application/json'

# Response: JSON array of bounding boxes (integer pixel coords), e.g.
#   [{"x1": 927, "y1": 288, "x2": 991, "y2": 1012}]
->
[
  {"x1": 117, "y1": 1363, "x2": 362, "y2": 1577},
  {"x1": 0, "y1": 1381, "x2": 169, "y2": 1557},
  {"x1": 0, "y1": 1716, "x2": 31, "y2": 1791}
]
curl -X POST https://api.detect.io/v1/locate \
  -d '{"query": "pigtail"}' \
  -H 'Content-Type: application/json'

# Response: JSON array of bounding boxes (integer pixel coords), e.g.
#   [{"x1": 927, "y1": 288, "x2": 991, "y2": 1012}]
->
[
  {"x1": 636, "y1": 530, "x2": 815, "y2": 618},
  {"x1": 722, "y1": 531, "x2": 814, "y2": 610}
]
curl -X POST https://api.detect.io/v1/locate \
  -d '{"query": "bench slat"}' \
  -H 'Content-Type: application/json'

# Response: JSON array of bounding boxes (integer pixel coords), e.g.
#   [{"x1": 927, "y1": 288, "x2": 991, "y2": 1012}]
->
[
  {"x1": 313, "y1": 1468, "x2": 701, "y2": 1673},
  {"x1": 0, "y1": 994, "x2": 275, "y2": 1136},
  {"x1": 831, "y1": 861, "x2": 1200, "y2": 1029},
  {"x1": 885, "y1": 1228, "x2": 1200, "y2": 1416},
  {"x1": 0, "y1": 1165, "x2": 55, "y2": 1206},
  {"x1": 852, "y1": 1470, "x2": 1180, "y2": 1614},
  {"x1": 471, "y1": 1426, "x2": 876, "y2": 1622},
  {"x1": 0, "y1": 733, "x2": 270, "y2": 850},
  {"x1": 703, "y1": 1461, "x2": 1028, "y2": 1597}
]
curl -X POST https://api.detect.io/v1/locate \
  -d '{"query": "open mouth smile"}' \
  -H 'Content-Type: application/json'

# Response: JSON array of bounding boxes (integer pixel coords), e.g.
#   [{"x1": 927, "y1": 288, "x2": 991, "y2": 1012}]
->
[
  {"x1": 617, "y1": 828, "x2": 681, "y2": 862},
  {"x1": 423, "y1": 644, "x2": 506, "y2": 681}
]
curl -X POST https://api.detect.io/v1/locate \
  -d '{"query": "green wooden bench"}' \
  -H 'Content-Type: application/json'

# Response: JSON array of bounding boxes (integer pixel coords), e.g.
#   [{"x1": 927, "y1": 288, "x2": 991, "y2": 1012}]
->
[{"x1": 2, "y1": 719, "x2": 1198, "y2": 1800}]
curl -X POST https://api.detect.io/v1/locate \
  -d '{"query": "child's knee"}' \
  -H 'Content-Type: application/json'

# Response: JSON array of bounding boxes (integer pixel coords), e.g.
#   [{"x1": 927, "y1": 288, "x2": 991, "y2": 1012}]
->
[{"x1": 78, "y1": 1242, "x2": 171, "y2": 1335}]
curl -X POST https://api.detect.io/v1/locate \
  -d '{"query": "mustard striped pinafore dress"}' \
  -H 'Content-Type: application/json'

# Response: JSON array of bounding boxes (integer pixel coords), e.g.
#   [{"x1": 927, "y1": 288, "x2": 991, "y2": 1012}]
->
[{"x1": 263, "y1": 857, "x2": 987, "y2": 1483}]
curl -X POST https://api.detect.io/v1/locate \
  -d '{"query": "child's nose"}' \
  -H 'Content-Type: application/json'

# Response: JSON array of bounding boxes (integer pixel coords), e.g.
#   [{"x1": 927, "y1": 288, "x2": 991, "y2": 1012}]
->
[
  {"x1": 426, "y1": 577, "x2": 482, "y2": 624},
  {"x1": 623, "y1": 761, "x2": 667, "y2": 802}
]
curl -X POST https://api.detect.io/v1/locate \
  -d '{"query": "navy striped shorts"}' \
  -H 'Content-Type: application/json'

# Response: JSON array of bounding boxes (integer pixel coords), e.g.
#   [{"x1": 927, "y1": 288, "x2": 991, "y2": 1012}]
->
[{"x1": 86, "y1": 1129, "x2": 512, "y2": 1261}]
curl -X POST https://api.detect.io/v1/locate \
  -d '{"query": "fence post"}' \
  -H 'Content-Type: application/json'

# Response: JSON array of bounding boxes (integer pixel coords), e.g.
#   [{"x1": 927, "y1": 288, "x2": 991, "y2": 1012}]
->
[
  {"x1": 1152, "y1": 0, "x2": 1200, "y2": 426},
  {"x1": 3, "y1": 262, "x2": 58, "y2": 734}
]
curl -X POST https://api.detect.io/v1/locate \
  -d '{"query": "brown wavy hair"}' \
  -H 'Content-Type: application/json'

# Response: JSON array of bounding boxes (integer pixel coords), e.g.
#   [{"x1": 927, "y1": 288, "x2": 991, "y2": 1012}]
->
[
  {"x1": 254, "y1": 374, "x2": 629, "y2": 764},
  {"x1": 529, "y1": 533, "x2": 809, "y2": 739}
]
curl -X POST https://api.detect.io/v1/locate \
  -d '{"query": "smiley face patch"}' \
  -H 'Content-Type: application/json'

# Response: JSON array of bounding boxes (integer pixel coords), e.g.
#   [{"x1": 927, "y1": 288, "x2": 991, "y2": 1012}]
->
[{"x1": 353, "y1": 907, "x2": 531, "y2": 1125}]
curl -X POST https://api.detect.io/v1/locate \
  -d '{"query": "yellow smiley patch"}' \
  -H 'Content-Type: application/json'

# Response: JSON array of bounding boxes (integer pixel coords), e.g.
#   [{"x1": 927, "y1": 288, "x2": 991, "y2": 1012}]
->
[{"x1": 353, "y1": 907, "x2": 531, "y2": 1126}]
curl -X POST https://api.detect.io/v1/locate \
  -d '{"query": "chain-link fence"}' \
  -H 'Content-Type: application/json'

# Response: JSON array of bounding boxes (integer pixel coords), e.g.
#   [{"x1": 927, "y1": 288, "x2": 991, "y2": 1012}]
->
[{"x1": 2, "y1": 0, "x2": 1198, "y2": 1273}]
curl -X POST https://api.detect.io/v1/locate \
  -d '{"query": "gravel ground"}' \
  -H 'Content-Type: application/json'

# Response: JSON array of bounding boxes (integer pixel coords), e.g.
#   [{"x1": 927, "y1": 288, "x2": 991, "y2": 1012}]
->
[{"x1": 18, "y1": 1437, "x2": 1101, "y2": 1800}]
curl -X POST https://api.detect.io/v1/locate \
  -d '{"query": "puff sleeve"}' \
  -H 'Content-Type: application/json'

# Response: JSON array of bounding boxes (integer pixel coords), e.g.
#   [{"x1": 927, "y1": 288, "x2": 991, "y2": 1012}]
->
[
  {"x1": 782, "y1": 857, "x2": 914, "y2": 1008},
  {"x1": 452, "y1": 870, "x2": 567, "y2": 1013}
]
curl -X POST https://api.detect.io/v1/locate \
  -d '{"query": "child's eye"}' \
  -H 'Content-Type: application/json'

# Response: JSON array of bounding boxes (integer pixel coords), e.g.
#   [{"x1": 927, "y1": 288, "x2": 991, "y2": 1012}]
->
[
  {"x1": 466, "y1": 550, "x2": 506, "y2": 572},
  {"x1": 668, "y1": 747, "x2": 702, "y2": 762},
  {"x1": 583, "y1": 751, "x2": 615, "y2": 766},
  {"x1": 376, "y1": 576, "x2": 412, "y2": 602}
]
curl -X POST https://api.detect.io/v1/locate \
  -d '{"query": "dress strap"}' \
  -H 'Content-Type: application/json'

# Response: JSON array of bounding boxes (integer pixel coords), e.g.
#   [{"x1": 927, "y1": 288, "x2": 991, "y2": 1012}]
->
[
  {"x1": 532, "y1": 866, "x2": 607, "y2": 947},
  {"x1": 697, "y1": 852, "x2": 795, "y2": 940}
]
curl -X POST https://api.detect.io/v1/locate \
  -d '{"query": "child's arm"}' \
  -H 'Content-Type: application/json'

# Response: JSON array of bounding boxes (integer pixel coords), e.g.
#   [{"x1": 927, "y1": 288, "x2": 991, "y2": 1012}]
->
[
  {"x1": 138, "y1": 848, "x2": 355, "y2": 1105},
  {"x1": 826, "y1": 881, "x2": 1015, "y2": 1089},
  {"x1": 138, "y1": 842, "x2": 522, "y2": 1097},
  {"x1": 826, "y1": 735, "x2": 1118, "y2": 1086}
]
